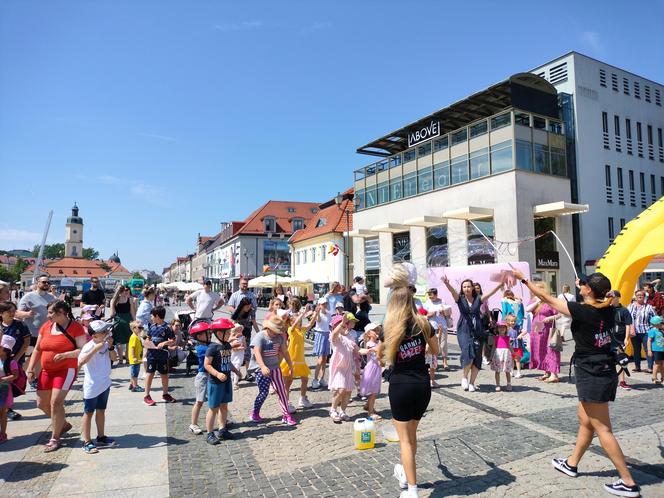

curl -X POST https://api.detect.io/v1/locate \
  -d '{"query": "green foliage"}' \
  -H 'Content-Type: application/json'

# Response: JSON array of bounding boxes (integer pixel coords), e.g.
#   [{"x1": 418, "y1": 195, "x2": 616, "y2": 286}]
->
[
  {"x1": 31, "y1": 244, "x2": 99, "y2": 260},
  {"x1": 82, "y1": 248, "x2": 99, "y2": 260},
  {"x1": 132, "y1": 271, "x2": 142, "y2": 279}
]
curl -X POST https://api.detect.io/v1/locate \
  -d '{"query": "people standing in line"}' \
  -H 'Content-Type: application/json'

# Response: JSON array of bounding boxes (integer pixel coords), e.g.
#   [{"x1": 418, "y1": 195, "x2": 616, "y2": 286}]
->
[
  {"x1": 0, "y1": 301, "x2": 31, "y2": 420},
  {"x1": 310, "y1": 298, "x2": 331, "y2": 389},
  {"x1": 627, "y1": 290, "x2": 656, "y2": 374},
  {"x1": 423, "y1": 288, "x2": 451, "y2": 371},
  {"x1": 26, "y1": 301, "x2": 87, "y2": 453},
  {"x1": 643, "y1": 280, "x2": 664, "y2": 315},
  {"x1": 81, "y1": 278, "x2": 106, "y2": 318},
  {"x1": 18, "y1": 275, "x2": 56, "y2": 348},
  {"x1": 0, "y1": 335, "x2": 20, "y2": 444},
  {"x1": 78, "y1": 320, "x2": 117, "y2": 454},
  {"x1": 248, "y1": 316, "x2": 296, "y2": 426},
  {"x1": 527, "y1": 283, "x2": 560, "y2": 382},
  {"x1": 109, "y1": 285, "x2": 135, "y2": 365},
  {"x1": 127, "y1": 321, "x2": 145, "y2": 392},
  {"x1": 328, "y1": 313, "x2": 360, "y2": 423},
  {"x1": 359, "y1": 322, "x2": 383, "y2": 420},
  {"x1": 384, "y1": 264, "x2": 438, "y2": 498},
  {"x1": 647, "y1": 316, "x2": 664, "y2": 384},
  {"x1": 489, "y1": 320, "x2": 514, "y2": 391},
  {"x1": 230, "y1": 297, "x2": 257, "y2": 382},
  {"x1": 136, "y1": 288, "x2": 156, "y2": 328},
  {"x1": 227, "y1": 277, "x2": 259, "y2": 336},
  {"x1": 515, "y1": 269, "x2": 641, "y2": 498},
  {"x1": 441, "y1": 276, "x2": 502, "y2": 392},
  {"x1": 608, "y1": 291, "x2": 633, "y2": 390},
  {"x1": 280, "y1": 298, "x2": 313, "y2": 412},
  {"x1": 186, "y1": 280, "x2": 224, "y2": 322},
  {"x1": 143, "y1": 306, "x2": 177, "y2": 407}
]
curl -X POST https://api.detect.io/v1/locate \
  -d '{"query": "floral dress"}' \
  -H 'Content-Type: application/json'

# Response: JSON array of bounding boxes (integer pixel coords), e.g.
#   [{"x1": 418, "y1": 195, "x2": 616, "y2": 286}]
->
[{"x1": 529, "y1": 302, "x2": 560, "y2": 374}]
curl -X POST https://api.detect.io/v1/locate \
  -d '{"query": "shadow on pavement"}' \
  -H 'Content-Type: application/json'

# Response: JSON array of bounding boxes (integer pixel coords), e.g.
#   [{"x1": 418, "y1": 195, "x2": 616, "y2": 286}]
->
[
  {"x1": 117, "y1": 433, "x2": 188, "y2": 449},
  {"x1": 424, "y1": 460, "x2": 516, "y2": 497},
  {"x1": 0, "y1": 461, "x2": 68, "y2": 482}
]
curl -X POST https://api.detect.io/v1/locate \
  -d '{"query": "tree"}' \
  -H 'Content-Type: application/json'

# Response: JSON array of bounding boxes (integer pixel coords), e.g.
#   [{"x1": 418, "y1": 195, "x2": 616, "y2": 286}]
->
[
  {"x1": 132, "y1": 271, "x2": 142, "y2": 279},
  {"x1": 31, "y1": 244, "x2": 99, "y2": 260},
  {"x1": 11, "y1": 257, "x2": 29, "y2": 282},
  {"x1": 82, "y1": 248, "x2": 99, "y2": 260}
]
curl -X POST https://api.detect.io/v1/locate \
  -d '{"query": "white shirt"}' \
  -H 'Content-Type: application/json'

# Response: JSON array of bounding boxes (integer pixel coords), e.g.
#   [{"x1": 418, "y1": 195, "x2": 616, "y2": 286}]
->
[
  {"x1": 423, "y1": 298, "x2": 450, "y2": 331},
  {"x1": 315, "y1": 309, "x2": 330, "y2": 332},
  {"x1": 190, "y1": 290, "x2": 221, "y2": 319},
  {"x1": 352, "y1": 283, "x2": 368, "y2": 296},
  {"x1": 81, "y1": 341, "x2": 113, "y2": 399},
  {"x1": 557, "y1": 292, "x2": 576, "y2": 303}
]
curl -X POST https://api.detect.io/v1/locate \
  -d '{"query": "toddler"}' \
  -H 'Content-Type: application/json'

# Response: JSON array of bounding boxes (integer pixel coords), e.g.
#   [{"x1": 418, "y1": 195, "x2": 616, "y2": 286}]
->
[
  {"x1": 128, "y1": 321, "x2": 145, "y2": 392},
  {"x1": 505, "y1": 314, "x2": 524, "y2": 378},
  {"x1": 229, "y1": 325, "x2": 246, "y2": 390},
  {"x1": 647, "y1": 316, "x2": 664, "y2": 383},
  {"x1": 490, "y1": 320, "x2": 514, "y2": 391},
  {"x1": 359, "y1": 323, "x2": 382, "y2": 419}
]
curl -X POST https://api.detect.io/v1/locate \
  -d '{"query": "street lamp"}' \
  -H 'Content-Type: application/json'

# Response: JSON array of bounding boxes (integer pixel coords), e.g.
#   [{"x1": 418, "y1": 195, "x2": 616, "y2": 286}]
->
[{"x1": 335, "y1": 191, "x2": 357, "y2": 287}]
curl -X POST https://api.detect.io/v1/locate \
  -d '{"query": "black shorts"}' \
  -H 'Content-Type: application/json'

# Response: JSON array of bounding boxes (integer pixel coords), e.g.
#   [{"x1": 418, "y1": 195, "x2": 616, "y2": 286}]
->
[
  {"x1": 388, "y1": 381, "x2": 431, "y2": 422},
  {"x1": 653, "y1": 351, "x2": 664, "y2": 362},
  {"x1": 146, "y1": 351, "x2": 169, "y2": 375},
  {"x1": 574, "y1": 356, "x2": 618, "y2": 403}
]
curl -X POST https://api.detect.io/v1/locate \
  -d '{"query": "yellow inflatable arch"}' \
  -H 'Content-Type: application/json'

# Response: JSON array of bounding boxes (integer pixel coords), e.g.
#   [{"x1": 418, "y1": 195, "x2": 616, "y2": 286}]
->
[{"x1": 596, "y1": 196, "x2": 664, "y2": 306}]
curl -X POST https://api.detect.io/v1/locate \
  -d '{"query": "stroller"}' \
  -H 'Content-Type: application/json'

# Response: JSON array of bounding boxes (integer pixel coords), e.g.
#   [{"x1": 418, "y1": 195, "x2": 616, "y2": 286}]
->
[{"x1": 178, "y1": 311, "x2": 211, "y2": 376}]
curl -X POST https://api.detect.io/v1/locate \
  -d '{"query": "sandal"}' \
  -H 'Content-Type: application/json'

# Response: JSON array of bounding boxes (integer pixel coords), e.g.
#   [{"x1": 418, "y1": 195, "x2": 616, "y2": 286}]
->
[
  {"x1": 83, "y1": 441, "x2": 99, "y2": 454},
  {"x1": 545, "y1": 377, "x2": 560, "y2": 383},
  {"x1": 44, "y1": 438, "x2": 61, "y2": 453},
  {"x1": 537, "y1": 375, "x2": 549, "y2": 381}
]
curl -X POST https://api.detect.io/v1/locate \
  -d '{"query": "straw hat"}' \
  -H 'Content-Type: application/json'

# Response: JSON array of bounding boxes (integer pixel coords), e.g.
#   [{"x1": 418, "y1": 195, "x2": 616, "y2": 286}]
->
[{"x1": 263, "y1": 316, "x2": 285, "y2": 333}]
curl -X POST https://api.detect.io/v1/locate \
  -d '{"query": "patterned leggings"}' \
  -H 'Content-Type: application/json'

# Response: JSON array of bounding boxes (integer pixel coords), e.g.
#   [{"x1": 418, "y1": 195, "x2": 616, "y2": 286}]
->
[{"x1": 253, "y1": 368, "x2": 290, "y2": 417}]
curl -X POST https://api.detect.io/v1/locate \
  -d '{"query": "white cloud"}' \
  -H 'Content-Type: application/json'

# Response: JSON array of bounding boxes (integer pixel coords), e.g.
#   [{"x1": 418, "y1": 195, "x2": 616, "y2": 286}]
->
[
  {"x1": 579, "y1": 31, "x2": 604, "y2": 53},
  {"x1": 0, "y1": 228, "x2": 42, "y2": 247},
  {"x1": 214, "y1": 20, "x2": 264, "y2": 32},
  {"x1": 136, "y1": 132, "x2": 177, "y2": 142}
]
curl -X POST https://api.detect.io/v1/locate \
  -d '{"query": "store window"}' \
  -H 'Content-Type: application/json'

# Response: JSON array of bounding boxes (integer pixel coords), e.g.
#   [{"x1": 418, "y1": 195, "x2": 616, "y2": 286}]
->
[
  {"x1": 470, "y1": 120, "x2": 488, "y2": 138},
  {"x1": 403, "y1": 172, "x2": 417, "y2": 197},
  {"x1": 550, "y1": 147, "x2": 566, "y2": 176},
  {"x1": 418, "y1": 167, "x2": 433, "y2": 193},
  {"x1": 404, "y1": 149, "x2": 416, "y2": 162},
  {"x1": 377, "y1": 181, "x2": 389, "y2": 204},
  {"x1": 418, "y1": 142, "x2": 432, "y2": 157},
  {"x1": 451, "y1": 128, "x2": 467, "y2": 145},
  {"x1": 433, "y1": 161, "x2": 450, "y2": 189},
  {"x1": 365, "y1": 186, "x2": 377, "y2": 207},
  {"x1": 426, "y1": 225, "x2": 448, "y2": 268},
  {"x1": 490, "y1": 140, "x2": 512, "y2": 173},
  {"x1": 392, "y1": 232, "x2": 411, "y2": 262},
  {"x1": 490, "y1": 112, "x2": 511, "y2": 130},
  {"x1": 451, "y1": 155, "x2": 469, "y2": 184},
  {"x1": 467, "y1": 220, "x2": 495, "y2": 265},
  {"x1": 434, "y1": 136, "x2": 448, "y2": 152},
  {"x1": 469, "y1": 148, "x2": 490, "y2": 179}
]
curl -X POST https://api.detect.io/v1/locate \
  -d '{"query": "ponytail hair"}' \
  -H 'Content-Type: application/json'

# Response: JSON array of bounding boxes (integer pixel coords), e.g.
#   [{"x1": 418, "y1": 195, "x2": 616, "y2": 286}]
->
[{"x1": 48, "y1": 300, "x2": 75, "y2": 322}]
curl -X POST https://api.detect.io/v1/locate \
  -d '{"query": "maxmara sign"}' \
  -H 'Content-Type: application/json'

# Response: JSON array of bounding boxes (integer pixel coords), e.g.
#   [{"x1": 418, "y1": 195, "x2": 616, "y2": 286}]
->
[{"x1": 407, "y1": 121, "x2": 441, "y2": 147}]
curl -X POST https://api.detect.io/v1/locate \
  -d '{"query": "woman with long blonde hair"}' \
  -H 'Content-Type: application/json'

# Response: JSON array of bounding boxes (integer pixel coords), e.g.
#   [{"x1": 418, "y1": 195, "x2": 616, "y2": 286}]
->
[{"x1": 383, "y1": 263, "x2": 438, "y2": 498}]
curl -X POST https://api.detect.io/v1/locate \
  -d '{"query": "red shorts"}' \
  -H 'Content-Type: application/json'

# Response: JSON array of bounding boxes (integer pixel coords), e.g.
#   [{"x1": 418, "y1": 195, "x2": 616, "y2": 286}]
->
[{"x1": 38, "y1": 368, "x2": 77, "y2": 391}]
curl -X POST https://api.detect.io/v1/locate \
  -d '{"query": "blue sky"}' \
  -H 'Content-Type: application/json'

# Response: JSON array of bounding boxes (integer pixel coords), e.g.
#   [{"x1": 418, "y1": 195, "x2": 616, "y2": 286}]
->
[{"x1": 1, "y1": 0, "x2": 663, "y2": 271}]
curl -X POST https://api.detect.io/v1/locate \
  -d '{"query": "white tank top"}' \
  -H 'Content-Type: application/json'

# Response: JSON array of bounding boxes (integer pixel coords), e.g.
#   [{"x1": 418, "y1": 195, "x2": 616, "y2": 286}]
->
[{"x1": 315, "y1": 310, "x2": 330, "y2": 332}]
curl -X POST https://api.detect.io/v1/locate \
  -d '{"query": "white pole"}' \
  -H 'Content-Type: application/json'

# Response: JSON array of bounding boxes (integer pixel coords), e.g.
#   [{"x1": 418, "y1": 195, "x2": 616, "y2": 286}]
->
[{"x1": 32, "y1": 210, "x2": 53, "y2": 285}]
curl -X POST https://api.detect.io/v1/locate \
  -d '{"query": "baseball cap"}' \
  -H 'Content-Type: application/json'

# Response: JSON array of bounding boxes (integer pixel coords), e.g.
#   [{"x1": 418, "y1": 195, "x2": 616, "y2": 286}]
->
[
  {"x1": 650, "y1": 316, "x2": 663, "y2": 326},
  {"x1": 344, "y1": 312, "x2": 358, "y2": 322},
  {"x1": 335, "y1": 302, "x2": 344, "y2": 309},
  {"x1": 577, "y1": 272, "x2": 612, "y2": 298},
  {"x1": 364, "y1": 322, "x2": 380, "y2": 332},
  {"x1": 317, "y1": 297, "x2": 328, "y2": 305},
  {"x1": 427, "y1": 288, "x2": 438, "y2": 294},
  {"x1": 89, "y1": 320, "x2": 111, "y2": 334}
]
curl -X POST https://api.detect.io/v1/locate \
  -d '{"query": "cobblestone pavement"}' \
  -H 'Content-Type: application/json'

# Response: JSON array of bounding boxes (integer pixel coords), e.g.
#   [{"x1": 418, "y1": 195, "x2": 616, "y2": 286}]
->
[{"x1": 165, "y1": 330, "x2": 664, "y2": 498}]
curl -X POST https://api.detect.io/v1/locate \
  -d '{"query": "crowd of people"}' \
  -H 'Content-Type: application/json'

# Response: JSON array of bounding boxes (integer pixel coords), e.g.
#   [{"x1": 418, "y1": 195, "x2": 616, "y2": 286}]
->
[{"x1": 1, "y1": 269, "x2": 663, "y2": 497}]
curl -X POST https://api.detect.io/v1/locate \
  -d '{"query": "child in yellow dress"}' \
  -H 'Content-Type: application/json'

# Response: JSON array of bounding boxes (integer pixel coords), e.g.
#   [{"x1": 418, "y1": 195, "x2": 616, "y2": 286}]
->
[{"x1": 280, "y1": 298, "x2": 314, "y2": 412}]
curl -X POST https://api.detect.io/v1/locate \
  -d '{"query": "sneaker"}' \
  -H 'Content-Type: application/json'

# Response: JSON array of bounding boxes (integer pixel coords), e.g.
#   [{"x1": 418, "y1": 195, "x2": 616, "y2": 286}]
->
[
  {"x1": 603, "y1": 479, "x2": 640, "y2": 497},
  {"x1": 495, "y1": 386, "x2": 501, "y2": 392},
  {"x1": 7, "y1": 409, "x2": 22, "y2": 421},
  {"x1": 287, "y1": 402, "x2": 297, "y2": 414},
  {"x1": 506, "y1": 384, "x2": 512, "y2": 392},
  {"x1": 400, "y1": 490, "x2": 418, "y2": 498},
  {"x1": 482, "y1": 357, "x2": 489, "y2": 366},
  {"x1": 514, "y1": 372, "x2": 523, "y2": 379},
  {"x1": 133, "y1": 385, "x2": 145, "y2": 393},
  {"x1": 233, "y1": 383, "x2": 240, "y2": 391},
  {"x1": 319, "y1": 378, "x2": 328, "y2": 388},
  {"x1": 330, "y1": 409, "x2": 341, "y2": 423},
  {"x1": 311, "y1": 378, "x2": 320, "y2": 389},
  {"x1": 189, "y1": 424, "x2": 203, "y2": 435},
  {"x1": 162, "y1": 393, "x2": 176, "y2": 403},
  {"x1": 551, "y1": 458, "x2": 577, "y2": 477},
  {"x1": 216, "y1": 428, "x2": 235, "y2": 440},
  {"x1": 461, "y1": 378, "x2": 469, "y2": 390},
  {"x1": 339, "y1": 411, "x2": 351, "y2": 422},
  {"x1": 83, "y1": 441, "x2": 98, "y2": 454},
  {"x1": 298, "y1": 396, "x2": 313, "y2": 409},
  {"x1": 96, "y1": 436, "x2": 117, "y2": 447},
  {"x1": 249, "y1": 411, "x2": 262, "y2": 423},
  {"x1": 619, "y1": 381, "x2": 631, "y2": 390},
  {"x1": 468, "y1": 384, "x2": 476, "y2": 392},
  {"x1": 144, "y1": 395, "x2": 156, "y2": 406},
  {"x1": 206, "y1": 432, "x2": 221, "y2": 445},
  {"x1": 393, "y1": 463, "x2": 407, "y2": 490},
  {"x1": 282, "y1": 415, "x2": 297, "y2": 426}
]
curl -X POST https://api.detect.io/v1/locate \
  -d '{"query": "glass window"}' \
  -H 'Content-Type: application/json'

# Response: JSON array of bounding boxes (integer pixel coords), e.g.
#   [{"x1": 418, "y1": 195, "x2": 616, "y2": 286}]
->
[
  {"x1": 534, "y1": 143, "x2": 550, "y2": 174},
  {"x1": 617, "y1": 168, "x2": 623, "y2": 189},
  {"x1": 490, "y1": 140, "x2": 512, "y2": 173},
  {"x1": 533, "y1": 116, "x2": 546, "y2": 130},
  {"x1": 434, "y1": 136, "x2": 448, "y2": 152},
  {"x1": 418, "y1": 142, "x2": 432, "y2": 157},
  {"x1": 355, "y1": 189, "x2": 365, "y2": 210},
  {"x1": 490, "y1": 113, "x2": 511, "y2": 130},
  {"x1": 365, "y1": 186, "x2": 377, "y2": 207},
  {"x1": 321, "y1": 245, "x2": 326, "y2": 261},
  {"x1": 403, "y1": 172, "x2": 417, "y2": 197},
  {"x1": 469, "y1": 148, "x2": 489, "y2": 179},
  {"x1": 389, "y1": 154, "x2": 401, "y2": 168},
  {"x1": 451, "y1": 128, "x2": 467, "y2": 145},
  {"x1": 467, "y1": 220, "x2": 495, "y2": 265},
  {"x1": 515, "y1": 112, "x2": 530, "y2": 126},
  {"x1": 376, "y1": 159, "x2": 388, "y2": 172},
  {"x1": 535, "y1": 218, "x2": 556, "y2": 252},
  {"x1": 451, "y1": 155, "x2": 469, "y2": 184},
  {"x1": 614, "y1": 116, "x2": 620, "y2": 136},
  {"x1": 426, "y1": 225, "x2": 448, "y2": 268},
  {"x1": 292, "y1": 218, "x2": 304, "y2": 231},
  {"x1": 418, "y1": 167, "x2": 433, "y2": 193},
  {"x1": 403, "y1": 149, "x2": 416, "y2": 162},
  {"x1": 433, "y1": 161, "x2": 449, "y2": 189},
  {"x1": 390, "y1": 178, "x2": 402, "y2": 201},
  {"x1": 515, "y1": 140, "x2": 533, "y2": 171},
  {"x1": 354, "y1": 169, "x2": 366, "y2": 181},
  {"x1": 469, "y1": 120, "x2": 488, "y2": 138},
  {"x1": 392, "y1": 232, "x2": 411, "y2": 263},
  {"x1": 549, "y1": 121, "x2": 563, "y2": 134},
  {"x1": 376, "y1": 181, "x2": 389, "y2": 205},
  {"x1": 550, "y1": 147, "x2": 566, "y2": 176},
  {"x1": 264, "y1": 217, "x2": 276, "y2": 232}
]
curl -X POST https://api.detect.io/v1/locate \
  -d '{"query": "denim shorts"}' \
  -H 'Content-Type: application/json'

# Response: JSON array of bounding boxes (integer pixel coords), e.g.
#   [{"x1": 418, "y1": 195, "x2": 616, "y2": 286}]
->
[
  {"x1": 130, "y1": 363, "x2": 141, "y2": 379},
  {"x1": 84, "y1": 387, "x2": 111, "y2": 413}
]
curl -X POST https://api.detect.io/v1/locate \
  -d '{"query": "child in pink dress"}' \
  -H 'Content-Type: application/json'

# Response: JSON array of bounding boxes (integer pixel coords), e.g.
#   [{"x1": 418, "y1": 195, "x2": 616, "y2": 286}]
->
[
  {"x1": 490, "y1": 321, "x2": 514, "y2": 392},
  {"x1": 359, "y1": 323, "x2": 383, "y2": 419},
  {"x1": 328, "y1": 313, "x2": 360, "y2": 423}
]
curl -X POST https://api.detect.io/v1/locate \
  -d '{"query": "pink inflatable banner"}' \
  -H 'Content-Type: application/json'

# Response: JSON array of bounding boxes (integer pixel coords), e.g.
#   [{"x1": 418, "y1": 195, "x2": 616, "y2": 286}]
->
[{"x1": 425, "y1": 262, "x2": 532, "y2": 330}]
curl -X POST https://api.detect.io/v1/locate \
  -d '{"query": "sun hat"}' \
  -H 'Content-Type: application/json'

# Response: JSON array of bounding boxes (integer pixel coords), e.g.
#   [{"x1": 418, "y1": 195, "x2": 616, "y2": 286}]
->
[
  {"x1": 364, "y1": 322, "x2": 380, "y2": 332},
  {"x1": 335, "y1": 302, "x2": 345, "y2": 309},
  {"x1": 89, "y1": 320, "x2": 111, "y2": 334},
  {"x1": 263, "y1": 316, "x2": 285, "y2": 333},
  {"x1": 495, "y1": 320, "x2": 507, "y2": 327},
  {"x1": 1, "y1": 335, "x2": 16, "y2": 351},
  {"x1": 317, "y1": 297, "x2": 328, "y2": 305},
  {"x1": 344, "y1": 312, "x2": 358, "y2": 322},
  {"x1": 650, "y1": 316, "x2": 663, "y2": 326}
]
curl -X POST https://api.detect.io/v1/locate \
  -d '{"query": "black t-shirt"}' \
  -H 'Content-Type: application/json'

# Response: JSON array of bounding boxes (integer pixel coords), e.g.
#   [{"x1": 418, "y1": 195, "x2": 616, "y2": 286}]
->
[
  {"x1": 205, "y1": 342, "x2": 232, "y2": 384},
  {"x1": 568, "y1": 301, "x2": 615, "y2": 357},
  {"x1": 390, "y1": 323, "x2": 429, "y2": 384},
  {"x1": 613, "y1": 305, "x2": 632, "y2": 340},
  {"x1": 82, "y1": 288, "x2": 105, "y2": 306}
]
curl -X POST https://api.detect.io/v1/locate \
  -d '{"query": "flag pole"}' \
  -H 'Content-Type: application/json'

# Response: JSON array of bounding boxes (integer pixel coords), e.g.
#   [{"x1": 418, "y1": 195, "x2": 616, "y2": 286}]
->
[{"x1": 32, "y1": 210, "x2": 53, "y2": 285}]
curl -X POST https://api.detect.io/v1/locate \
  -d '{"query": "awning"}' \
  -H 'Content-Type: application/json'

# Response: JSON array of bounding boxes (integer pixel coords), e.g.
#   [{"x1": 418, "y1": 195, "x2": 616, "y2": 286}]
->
[
  {"x1": 442, "y1": 206, "x2": 494, "y2": 220},
  {"x1": 533, "y1": 201, "x2": 589, "y2": 218},
  {"x1": 403, "y1": 215, "x2": 447, "y2": 227},
  {"x1": 370, "y1": 223, "x2": 409, "y2": 233},
  {"x1": 348, "y1": 229, "x2": 376, "y2": 238}
]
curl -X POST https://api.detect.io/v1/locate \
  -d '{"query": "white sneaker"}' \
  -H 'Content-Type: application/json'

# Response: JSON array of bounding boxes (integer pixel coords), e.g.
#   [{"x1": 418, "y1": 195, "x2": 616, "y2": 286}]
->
[
  {"x1": 298, "y1": 396, "x2": 313, "y2": 409},
  {"x1": 468, "y1": 384, "x2": 476, "y2": 392},
  {"x1": 319, "y1": 378, "x2": 328, "y2": 388},
  {"x1": 514, "y1": 372, "x2": 522, "y2": 379},
  {"x1": 461, "y1": 378, "x2": 469, "y2": 391},
  {"x1": 393, "y1": 463, "x2": 407, "y2": 490},
  {"x1": 287, "y1": 402, "x2": 296, "y2": 414},
  {"x1": 188, "y1": 424, "x2": 203, "y2": 435},
  {"x1": 311, "y1": 379, "x2": 320, "y2": 389},
  {"x1": 400, "y1": 490, "x2": 418, "y2": 498},
  {"x1": 482, "y1": 357, "x2": 489, "y2": 366}
]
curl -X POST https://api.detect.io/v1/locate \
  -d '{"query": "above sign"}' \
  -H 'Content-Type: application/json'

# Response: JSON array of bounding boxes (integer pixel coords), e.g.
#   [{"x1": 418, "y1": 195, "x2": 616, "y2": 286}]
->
[
  {"x1": 536, "y1": 251, "x2": 560, "y2": 269},
  {"x1": 407, "y1": 121, "x2": 441, "y2": 148}
]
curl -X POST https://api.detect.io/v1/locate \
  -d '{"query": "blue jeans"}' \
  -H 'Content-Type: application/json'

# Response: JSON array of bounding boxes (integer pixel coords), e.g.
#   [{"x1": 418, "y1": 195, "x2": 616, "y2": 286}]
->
[{"x1": 631, "y1": 334, "x2": 653, "y2": 370}]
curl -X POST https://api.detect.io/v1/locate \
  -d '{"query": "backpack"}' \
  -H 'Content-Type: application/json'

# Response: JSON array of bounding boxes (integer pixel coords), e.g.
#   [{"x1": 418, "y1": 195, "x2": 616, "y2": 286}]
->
[{"x1": 2, "y1": 358, "x2": 26, "y2": 398}]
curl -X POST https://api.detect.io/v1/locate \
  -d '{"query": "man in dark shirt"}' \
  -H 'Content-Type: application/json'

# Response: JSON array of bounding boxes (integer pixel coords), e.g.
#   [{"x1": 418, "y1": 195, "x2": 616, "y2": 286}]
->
[
  {"x1": 609, "y1": 290, "x2": 633, "y2": 390},
  {"x1": 81, "y1": 277, "x2": 106, "y2": 318}
]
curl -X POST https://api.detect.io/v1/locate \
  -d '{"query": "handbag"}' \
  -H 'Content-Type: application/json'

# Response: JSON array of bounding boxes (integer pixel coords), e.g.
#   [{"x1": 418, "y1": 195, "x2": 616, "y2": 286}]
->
[{"x1": 548, "y1": 327, "x2": 563, "y2": 352}]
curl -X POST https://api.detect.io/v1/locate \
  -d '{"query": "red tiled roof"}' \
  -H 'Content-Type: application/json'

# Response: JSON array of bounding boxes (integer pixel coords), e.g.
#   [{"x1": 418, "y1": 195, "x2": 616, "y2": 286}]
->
[
  {"x1": 25, "y1": 258, "x2": 131, "y2": 278},
  {"x1": 289, "y1": 190, "x2": 354, "y2": 243},
  {"x1": 236, "y1": 200, "x2": 321, "y2": 235}
]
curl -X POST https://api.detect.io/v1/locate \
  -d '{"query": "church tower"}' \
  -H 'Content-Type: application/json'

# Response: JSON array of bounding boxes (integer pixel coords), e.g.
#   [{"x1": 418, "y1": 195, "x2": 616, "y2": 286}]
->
[{"x1": 65, "y1": 203, "x2": 84, "y2": 258}]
